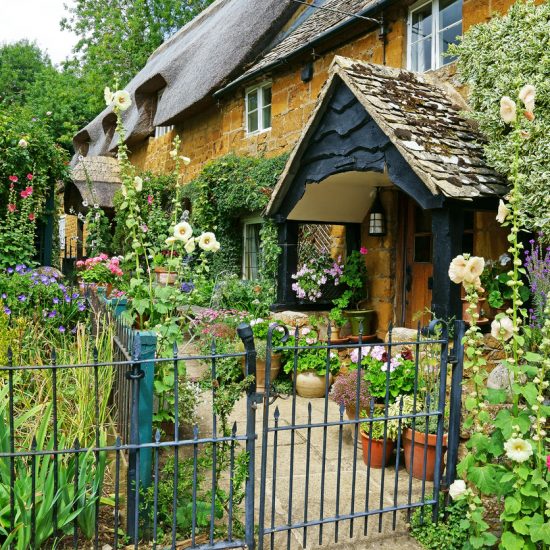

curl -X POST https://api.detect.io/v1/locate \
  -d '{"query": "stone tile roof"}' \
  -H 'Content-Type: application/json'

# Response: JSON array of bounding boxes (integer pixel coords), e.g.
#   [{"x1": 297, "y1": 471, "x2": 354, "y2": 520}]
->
[
  {"x1": 267, "y1": 57, "x2": 507, "y2": 214},
  {"x1": 242, "y1": 0, "x2": 379, "y2": 78}
]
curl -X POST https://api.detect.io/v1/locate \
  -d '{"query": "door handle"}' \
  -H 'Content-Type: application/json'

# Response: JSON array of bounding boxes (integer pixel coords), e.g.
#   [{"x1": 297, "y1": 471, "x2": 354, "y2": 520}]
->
[{"x1": 405, "y1": 266, "x2": 412, "y2": 292}]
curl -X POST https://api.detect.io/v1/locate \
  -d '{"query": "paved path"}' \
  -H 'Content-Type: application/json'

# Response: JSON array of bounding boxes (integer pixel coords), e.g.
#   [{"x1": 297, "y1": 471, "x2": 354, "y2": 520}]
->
[{"x1": 188, "y1": 375, "x2": 424, "y2": 548}]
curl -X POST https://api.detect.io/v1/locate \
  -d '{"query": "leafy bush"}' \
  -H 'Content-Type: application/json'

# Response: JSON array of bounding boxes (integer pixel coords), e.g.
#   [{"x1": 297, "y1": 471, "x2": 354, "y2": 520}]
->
[
  {"x1": 410, "y1": 499, "x2": 470, "y2": 549},
  {"x1": 450, "y1": 0, "x2": 550, "y2": 236}
]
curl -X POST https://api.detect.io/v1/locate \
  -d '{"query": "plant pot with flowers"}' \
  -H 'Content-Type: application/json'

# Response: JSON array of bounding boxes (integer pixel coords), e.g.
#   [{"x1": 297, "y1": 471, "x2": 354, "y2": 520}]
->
[
  {"x1": 283, "y1": 329, "x2": 340, "y2": 398},
  {"x1": 359, "y1": 408, "x2": 399, "y2": 468},
  {"x1": 76, "y1": 254, "x2": 124, "y2": 297},
  {"x1": 152, "y1": 249, "x2": 180, "y2": 286}
]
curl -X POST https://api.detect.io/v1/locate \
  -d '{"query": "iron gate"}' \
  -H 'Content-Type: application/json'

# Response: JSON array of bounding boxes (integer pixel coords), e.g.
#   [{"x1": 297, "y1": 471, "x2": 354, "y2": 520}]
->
[{"x1": 256, "y1": 319, "x2": 465, "y2": 549}]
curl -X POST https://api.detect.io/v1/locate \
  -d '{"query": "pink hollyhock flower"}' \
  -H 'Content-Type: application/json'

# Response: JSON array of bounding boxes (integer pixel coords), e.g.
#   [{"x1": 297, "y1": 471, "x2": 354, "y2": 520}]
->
[
  {"x1": 8, "y1": 176, "x2": 18, "y2": 183},
  {"x1": 20, "y1": 186, "x2": 33, "y2": 199},
  {"x1": 147, "y1": 195, "x2": 153, "y2": 205},
  {"x1": 28, "y1": 213, "x2": 35, "y2": 221},
  {"x1": 547, "y1": 455, "x2": 550, "y2": 471},
  {"x1": 360, "y1": 247, "x2": 368, "y2": 255},
  {"x1": 26, "y1": 174, "x2": 33, "y2": 181},
  {"x1": 7, "y1": 204, "x2": 16, "y2": 213}
]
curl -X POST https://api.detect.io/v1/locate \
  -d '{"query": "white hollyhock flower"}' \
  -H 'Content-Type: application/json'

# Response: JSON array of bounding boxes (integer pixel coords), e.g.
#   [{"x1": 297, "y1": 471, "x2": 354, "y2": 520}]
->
[
  {"x1": 134, "y1": 176, "x2": 143, "y2": 192},
  {"x1": 463, "y1": 256, "x2": 485, "y2": 284},
  {"x1": 104, "y1": 87, "x2": 114, "y2": 106},
  {"x1": 18, "y1": 139, "x2": 28, "y2": 148},
  {"x1": 184, "y1": 238, "x2": 196, "y2": 254},
  {"x1": 504, "y1": 438, "x2": 533, "y2": 463},
  {"x1": 169, "y1": 149, "x2": 178, "y2": 159},
  {"x1": 174, "y1": 221, "x2": 193, "y2": 243},
  {"x1": 491, "y1": 316, "x2": 514, "y2": 342},
  {"x1": 113, "y1": 90, "x2": 132, "y2": 111},
  {"x1": 519, "y1": 84, "x2": 536, "y2": 113},
  {"x1": 448, "y1": 255, "x2": 468, "y2": 284},
  {"x1": 179, "y1": 155, "x2": 191, "y2": 165},
  {"x1": 496, "y1": 200, "x2": 511, "y2": 224},
  {"x1": 165, "y1": 236, "x2": 177, "y2": 246},
  {"x1": 121, "y1": 185, "x2": 128, "y2": 198},
  {"x1": 211, "y1": 240, "x2": 220, "y2": 252},
  {"x1": 500, "y1": 96, "x2": 517, "y2": 124},
  {"x1": 198, "y1": 232, "x2": 217, "y2": 251},
  {"x1": 449, "y1": 480, "x2": 467, "y2": 500}
]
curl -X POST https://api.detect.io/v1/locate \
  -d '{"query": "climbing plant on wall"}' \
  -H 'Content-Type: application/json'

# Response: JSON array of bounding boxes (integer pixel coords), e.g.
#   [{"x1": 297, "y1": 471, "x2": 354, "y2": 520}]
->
[{"x1": 182, "y1": 153, "x2": 288, "y2": 282}]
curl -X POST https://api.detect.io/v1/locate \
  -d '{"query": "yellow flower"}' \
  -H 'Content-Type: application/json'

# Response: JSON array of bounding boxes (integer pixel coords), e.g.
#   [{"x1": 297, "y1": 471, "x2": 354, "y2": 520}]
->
[
  {"x1": 496, "y1": 200, "x2": 510, "y2": 224},
  {"x1": 491, "y1": 316, "x2": 514, "y2": 341},
  {"x1": 448, "y1": 255, "x2": 468, "y2": 284},
  {"x1": 104, "y1": 87, "x2": 114, "y2": 106},
  {"x1": 198, "y1": 232, "x2": 218, "y2": 252},
  {"x1": 113, "y1": 90, "x2": 132, "y2": 111},
  {"x1": 500, "y1": 96, "x2": 517, "y2": 124},
  {"x1": 174, "y1": 221, "x2": 193, "y2": 243},
  {"x1": 519, "y1": 84, "x2": 536, "y2": 113},
  {"x1": 463, "y1": 256, "x2": 485, "y2": 284},
  {"x1": 504, "y1": 438, "x2": 533, "y2": 463}
]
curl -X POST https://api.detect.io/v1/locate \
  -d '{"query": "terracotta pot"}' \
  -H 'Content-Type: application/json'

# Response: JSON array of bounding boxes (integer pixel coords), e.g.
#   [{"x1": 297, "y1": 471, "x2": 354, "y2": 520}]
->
[
  {"x1": 462, "y1": 297, "x2": 487, "y2": 324},
  {"x1": 360, "y1": 431, "x2": 395, "y2": 468},
  {"x1": 294, "y1": 371, "x2": 333, "y2": 398},
  {"x1": 241, "y1": 354, "x2": 281, "y2": 393},
  {"x1": 105, "y1": 282, "x2": 113, "y2": 298},
  {"x1": 402, "y1": 428, "x2": 448, "y2": 481},
  {"x1": 154, "y1": 267, "x2": 177, "y2": 286}
]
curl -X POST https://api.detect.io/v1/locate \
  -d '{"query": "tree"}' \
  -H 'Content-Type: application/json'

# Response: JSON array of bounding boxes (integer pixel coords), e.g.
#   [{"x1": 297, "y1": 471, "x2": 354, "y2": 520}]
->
[
  {"x1": 451, "y1": 0, "x2": 550, "y2": 237},
  {"x1": 0, "y1": 40, "x2": 51, "y2": 105},
  {"x1": 61, "y1": 0, "x2": 216, "y2": 89}
]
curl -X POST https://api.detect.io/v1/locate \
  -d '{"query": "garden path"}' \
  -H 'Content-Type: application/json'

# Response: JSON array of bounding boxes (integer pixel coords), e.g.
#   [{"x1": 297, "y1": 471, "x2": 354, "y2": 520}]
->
[{"x1": 187, "y1": 360, "x2": 423, "y2": 550}]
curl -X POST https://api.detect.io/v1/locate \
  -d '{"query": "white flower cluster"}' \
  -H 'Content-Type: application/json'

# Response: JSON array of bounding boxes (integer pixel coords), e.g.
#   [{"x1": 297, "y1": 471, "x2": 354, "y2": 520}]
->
[
  {"x1": 166, "y1": 221, "x2": 220, "y2": 253},
  {"x1": 448, "y1": 254, "x2": 485, "y2": 289}
]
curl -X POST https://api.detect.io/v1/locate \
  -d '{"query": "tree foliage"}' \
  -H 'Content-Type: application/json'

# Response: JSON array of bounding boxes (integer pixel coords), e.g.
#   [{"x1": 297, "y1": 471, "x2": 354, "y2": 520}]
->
[
  {"x1": 61, "y1": 0, "x2": 216, "y2": 88},
  {"x1": 451, "y1": 0, "x2": 550, "y2": 236}
]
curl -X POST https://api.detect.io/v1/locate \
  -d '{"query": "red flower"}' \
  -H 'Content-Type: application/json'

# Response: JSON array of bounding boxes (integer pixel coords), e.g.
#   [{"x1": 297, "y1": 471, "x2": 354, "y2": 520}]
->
[
  {"x1": 28, "y1": 213, "x2": 35, "y2": 221},
  {"x1": 7, "y1": 204, "x2": 16, "y2": 213},
  {"x1": 360, "y1": 247, "x2": 368, "y2": 255},
  {"x1": 8, "y1": 176, "x2": 18, "y2": 183},
  {"x1": 26, "y1": 173, "x2": 33, "y2": 181},
  {"x1": 20, "y1": 186, "x2": 33, "y2": 199}
]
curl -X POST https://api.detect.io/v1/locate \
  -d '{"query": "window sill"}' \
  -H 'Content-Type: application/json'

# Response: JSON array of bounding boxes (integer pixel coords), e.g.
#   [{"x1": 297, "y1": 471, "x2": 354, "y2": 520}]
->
[{"x1": 245, "y1": 127, "x2": 272, "y2": 138}]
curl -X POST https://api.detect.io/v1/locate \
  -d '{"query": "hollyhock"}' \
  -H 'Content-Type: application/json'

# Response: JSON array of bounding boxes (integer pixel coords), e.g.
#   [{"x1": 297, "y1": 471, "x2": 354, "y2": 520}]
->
[
  {"x1": 26, "y1": 174, "x2": 33, "y2": 181},
  {"x1": 7, "y1": 204, "x2": 16, "y2": 213},
  {"x1": 174, "y1": 221, "x2": 193, "y2": 243},
  {"x1": 8, "y1": 176, "x2": 18, "y2": 183},
  {"x1": 449, "y1": 255, "x2": 468, "y2": 284},
  {"x1": 496, "y1": 200, "x2": 511, "y2": 223},
  {"x1": 28, "y1": 213, "x2": 35, "y2": 221},
  {"x1": 503, "y1": 438, "x2": 533, "y2": 463},
  {"x1": 491, "y1": 316, "x2": 514, "y2": 341},
  {"x1": 113, "y1": 90, "x2": 131, "y2": 111},
  {"x1": 449, "y1": 480, "x2": 467, "y2": 500}
]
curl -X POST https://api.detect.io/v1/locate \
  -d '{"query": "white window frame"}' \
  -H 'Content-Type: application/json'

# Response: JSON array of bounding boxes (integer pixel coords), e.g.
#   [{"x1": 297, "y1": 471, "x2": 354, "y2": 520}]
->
[
  {"x1": 407, "y1": 0, "x2": 462, "y2": 72},
  {"x1": 245, "y1": 82, "x2": 272, "y2": 135},
  {"x1": 242, "y1": 216, "x2": 264, "y2": 280},
  {"x1": 153, "y1": 88, "x2": 175, "y2": 138}
]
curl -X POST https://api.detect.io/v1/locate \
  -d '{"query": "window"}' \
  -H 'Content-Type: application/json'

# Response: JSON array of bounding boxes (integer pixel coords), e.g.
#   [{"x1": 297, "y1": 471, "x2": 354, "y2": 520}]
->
[
  {"x1": 242, "y1": 218, "x2": 263, "y2": 280},
  {"x1": 245, "y1": 83, "x2": 272, "y2": 134},
  {"x1": 154, "y1": 125, "x2": 174, "y2": 138},
  {"x1": 408, "y1": 0, "x2": 462, "y2": 72}
]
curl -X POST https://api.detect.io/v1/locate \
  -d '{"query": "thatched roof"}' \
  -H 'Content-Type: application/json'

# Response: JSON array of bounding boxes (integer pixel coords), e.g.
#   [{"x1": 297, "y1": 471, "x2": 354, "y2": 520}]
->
[
  {"x1": 65, "y1": 157, "x2": 121, "y2": 215},
  {"x1": 267, "y1": 57, "x2": 507, "y2": 215},
  {"x1": 73, "y1": 0, "x2": 297, "y2": 157}
]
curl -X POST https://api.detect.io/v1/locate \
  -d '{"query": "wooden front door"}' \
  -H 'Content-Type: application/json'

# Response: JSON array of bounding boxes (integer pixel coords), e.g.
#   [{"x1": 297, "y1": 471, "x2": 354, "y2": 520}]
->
[{"x1": 404, "y1": 201, "x2": 433, "y2": 327}]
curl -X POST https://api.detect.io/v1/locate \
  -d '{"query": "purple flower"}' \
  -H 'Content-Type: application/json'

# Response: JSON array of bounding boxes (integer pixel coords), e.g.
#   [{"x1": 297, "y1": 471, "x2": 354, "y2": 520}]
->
[
  {"x1": 181, "y1": 282, "x2": 195, "y2": 293},
  {"x1": 15, "y1": 264, "x2": 26, "y2": 273},
  {"x1": 3, "y1": 307, "x2": 11, "y2": 315},
  {"x1": 40, "y1": 275, "x2": 49, "y2": 284},
  {"x1": 59, "y1": 284, "x2": 66, "y2": 292},
  {"x1": 6, "y1": 268, "x2": 14, "y2": 274},
  {"x1": 1, "y1": 293, "x2": 6, "y2": 299},
  {"x1": 72, "y1": 292, "x2": 79, "y2": 299},
  {"x1": 65, "y1": 296, "x2": 71, "y2": 303},
  {"x1": 48, "y1": 310, "x2": 58, "y2": 318},
  {"x1": 17, "y1": 295, "x2": 26, "y2": 302},
  {"x1": 52, "y1": 297, "x2": 59, "y2": 304},
  {"x1": 78, "y1": 302, "x2": 86, "y2": 312},
  {"x1": 58, "y1": 326, "x2": 66, "y2": 333}
]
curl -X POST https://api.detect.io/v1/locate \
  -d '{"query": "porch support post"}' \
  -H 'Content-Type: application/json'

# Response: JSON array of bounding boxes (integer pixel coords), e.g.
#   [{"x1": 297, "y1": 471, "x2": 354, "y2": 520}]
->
[
  {"x1": 273, "y1": 219, "x2": 299, "y2": 310},
  {"x1": 431, "y1": 206, "x2": 463, "y2": 321}
]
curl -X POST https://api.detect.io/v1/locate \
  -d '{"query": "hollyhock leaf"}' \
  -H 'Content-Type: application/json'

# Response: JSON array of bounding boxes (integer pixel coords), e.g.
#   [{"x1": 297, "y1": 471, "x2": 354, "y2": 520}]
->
[
  {"x1": 531, "y1": 522, "x2": 550, "y2": 544},
  {"x1": 504, "y1": 496, "x2": 521, "y2": 515},
  {"x1": 468, "y1": 465, "x2": 501, "y2": 495},
  {"x1": 501, "y1": 532, "x2": 524, "y2": 550}
]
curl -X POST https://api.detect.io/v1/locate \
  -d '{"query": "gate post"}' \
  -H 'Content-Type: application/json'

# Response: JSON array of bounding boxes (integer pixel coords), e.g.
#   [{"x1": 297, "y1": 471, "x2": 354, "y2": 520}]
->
[
  {"x1": 446, "y1": 320, "x2": 465, "y2": 488},
  {"x1": 237, "y1": 323, "x2": 257, "y2": 550}
]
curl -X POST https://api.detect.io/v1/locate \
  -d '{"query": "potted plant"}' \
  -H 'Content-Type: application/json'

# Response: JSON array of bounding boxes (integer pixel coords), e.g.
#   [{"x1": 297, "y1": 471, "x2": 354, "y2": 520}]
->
[
  {"x1": 330, "y1": 369, "x2": 370, "y2": 420},
  {"x1": 152, "y1": 249, "x2": 181, "y2": 285},
  {"x1": 331, "y1": 248, "x2": 373, "y2": 336},
  {"x1": 349, "y1": 345, "x2": 416, "y2": 403},
  {"x1": 359, "y1": 408, "x2": 398, "y2": 468},
  {"x1": 76, "y1": 254, "x2": 124, "y2": 297},
  {"x1": 401, "y1": 395, "x2": 448, "y2": 482},
  {"x1": 283, "y1": 329, "x2": 340, "y2": 398}
]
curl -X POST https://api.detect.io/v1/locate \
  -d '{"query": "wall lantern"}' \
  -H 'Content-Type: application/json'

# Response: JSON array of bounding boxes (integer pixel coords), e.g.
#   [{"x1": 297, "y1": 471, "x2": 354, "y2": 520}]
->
[{"x1": 368, "y1": 188, "x2": 387, "y2": 236}]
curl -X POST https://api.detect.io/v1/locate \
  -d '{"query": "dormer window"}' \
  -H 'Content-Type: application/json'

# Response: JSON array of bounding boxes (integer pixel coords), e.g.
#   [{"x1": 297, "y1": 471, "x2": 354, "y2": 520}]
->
[
  {"x1": 408, "y1": 0, "x2": 463, "y2": 72},
  {"x1": 246, "y1": 83, "x2": 272, "y2": 135}
]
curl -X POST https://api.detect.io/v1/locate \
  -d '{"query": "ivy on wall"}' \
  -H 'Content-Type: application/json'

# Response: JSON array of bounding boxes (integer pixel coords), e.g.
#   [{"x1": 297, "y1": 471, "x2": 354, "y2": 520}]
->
[{"x1": 181, "y1": 153, "x2": 288, "y2": 281}]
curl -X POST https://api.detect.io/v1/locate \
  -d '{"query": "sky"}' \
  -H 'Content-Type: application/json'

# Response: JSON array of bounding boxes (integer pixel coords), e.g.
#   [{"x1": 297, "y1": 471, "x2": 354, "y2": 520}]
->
[{"x1": 0, "y1": 0, "x2": 77, "y2": 65}]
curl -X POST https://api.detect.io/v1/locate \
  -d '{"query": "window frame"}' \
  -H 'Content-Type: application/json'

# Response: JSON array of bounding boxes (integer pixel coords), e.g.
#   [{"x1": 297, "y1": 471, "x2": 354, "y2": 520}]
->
[
  {"x1": 245, "y1": 82, "x2": 272, "y2": 136},
  {"x1": 242, "y1": 215, "x2": 264, "y2": 280},
  {"x1": 407, "y1": 0, "x2": 462, "y2": 72}
]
